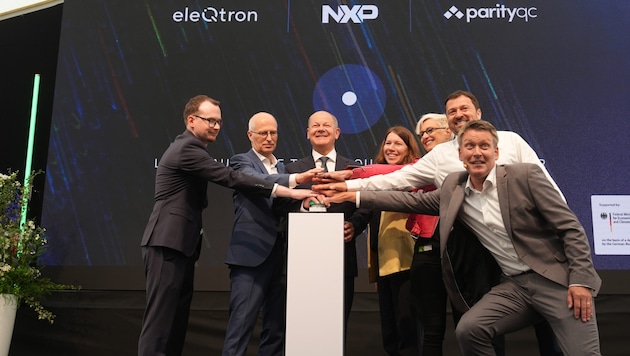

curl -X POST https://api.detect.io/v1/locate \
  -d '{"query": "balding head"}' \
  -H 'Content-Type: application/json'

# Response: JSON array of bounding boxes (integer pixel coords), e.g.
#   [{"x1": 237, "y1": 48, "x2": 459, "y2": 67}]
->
[
  {"x1": 306, "y1": 111, "x2": 340, "y2": 155},
  {"x1": 247, "y1": 112, "x2": 278, "y2": 159}
]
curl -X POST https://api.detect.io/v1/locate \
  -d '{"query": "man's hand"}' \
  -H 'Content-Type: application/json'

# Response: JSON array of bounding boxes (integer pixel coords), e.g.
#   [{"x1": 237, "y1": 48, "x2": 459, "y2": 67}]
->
[
  {"x1": 567, "y1": 285, "x2": 594, "y2": 322},
  {"x1": 312, "y1": 181, "x2": 349, "y2": 192},
  {"x1": 301, "y1": 195, "x2": 328, "y2": 210},
  {"x1": 313, "y1": 170, "x2": 353, "y2": 183},
  {"x1": 287, "y1": 188, "x2": 318, "y2": 201},
  {"x1": 343, "y1": 221, "x2": 355, "y2": 242},
  {"x1": 296, "y1": 167, "x2": 324, "y2": 184},
  {"x1": 323, "y1": 191, "x2": 356, "y2": 204}
]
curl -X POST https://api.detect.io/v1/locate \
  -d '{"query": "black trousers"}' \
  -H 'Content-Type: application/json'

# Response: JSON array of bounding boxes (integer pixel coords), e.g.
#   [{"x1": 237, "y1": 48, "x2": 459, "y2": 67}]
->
[
  {"x1": 409, "y1": 237, "x2": 447, "y2": 356},
  {"x1": 377, "y1": 270, "x2": 419, "y2": 356},
  {"x1": 138, "y1": 246, "x2": 197, "y2": 356}
]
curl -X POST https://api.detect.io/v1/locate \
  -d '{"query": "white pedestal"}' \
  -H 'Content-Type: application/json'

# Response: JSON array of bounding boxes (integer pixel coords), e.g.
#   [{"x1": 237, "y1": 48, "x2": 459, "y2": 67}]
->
[{"x1": 286, "y1": 213, "x2": 344, "y2": 356}]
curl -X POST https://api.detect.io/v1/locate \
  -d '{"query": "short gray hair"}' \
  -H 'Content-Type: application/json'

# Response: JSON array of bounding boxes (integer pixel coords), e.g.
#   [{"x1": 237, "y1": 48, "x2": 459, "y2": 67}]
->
[
  {"x1": 457, "y1": 120, "x2": 499, "y2": 147},
  {"x1": 415, "y1": 113, "x2": 449, "y2": 136}
]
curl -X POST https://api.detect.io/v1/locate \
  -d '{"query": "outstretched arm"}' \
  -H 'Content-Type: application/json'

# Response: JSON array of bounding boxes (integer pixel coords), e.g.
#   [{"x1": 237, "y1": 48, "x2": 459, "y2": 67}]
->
[
  {"x1": 274, "y1": 185, "x2": 317, "y2": 200},
  {"x1": 323, "y1": 189, "x2": 440, "y2": 216},
  {"x1": 313, "y1": 169, "x2": 354, "y2": 183}
]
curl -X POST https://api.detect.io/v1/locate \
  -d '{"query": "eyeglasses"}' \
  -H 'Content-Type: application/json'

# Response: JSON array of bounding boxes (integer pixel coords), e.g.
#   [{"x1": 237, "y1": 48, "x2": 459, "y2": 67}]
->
[
  {"x1": 193, "y1": 115, "x2": 223, "y2": 127},
  {"x1": 250, "y1": 130, "x2": 278, "y2": 138},
  {"x1": 418, "y1": 127, "x2": 447, "y2": 137}
]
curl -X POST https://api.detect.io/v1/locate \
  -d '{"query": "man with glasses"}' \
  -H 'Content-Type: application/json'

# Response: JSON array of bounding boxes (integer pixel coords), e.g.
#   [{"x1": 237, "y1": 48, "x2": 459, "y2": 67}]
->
[
  {"x1": 222, "y1": 112, "x2": 321, "y2": 356},
  {"x1": 139, "y1": 96, "x2": 315, "y2": 356}
]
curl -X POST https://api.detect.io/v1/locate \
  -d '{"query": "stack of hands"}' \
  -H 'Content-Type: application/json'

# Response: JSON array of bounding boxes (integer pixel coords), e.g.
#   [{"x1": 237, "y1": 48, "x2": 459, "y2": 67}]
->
[
  {"x1": 301, "y1": 169, "x2": 355, "y2": 208},
  {"x1": 291, "y1": 169, "x2": 357, "y2": 243}
]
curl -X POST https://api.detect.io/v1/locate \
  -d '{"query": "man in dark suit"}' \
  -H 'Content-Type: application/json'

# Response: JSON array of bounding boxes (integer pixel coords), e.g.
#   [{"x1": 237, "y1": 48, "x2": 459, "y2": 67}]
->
[
  {"x1": 222, "y1": 112, "x2": 321, "y2": 356},
  {"x1": 138, "y1": 96, "x2": 315, "y2": 356},
  {"x1": 273, "y1": 110, "x2": 369, "y2": 337},
  {"x1": 326, "y1": 120, "x2": 602, "y2": 355}
]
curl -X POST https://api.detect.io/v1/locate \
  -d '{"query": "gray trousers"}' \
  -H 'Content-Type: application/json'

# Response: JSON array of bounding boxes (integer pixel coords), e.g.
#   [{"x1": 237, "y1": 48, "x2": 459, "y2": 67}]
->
[{"x1": 455, "y1": 272, "x2": 600, "y2": 356}]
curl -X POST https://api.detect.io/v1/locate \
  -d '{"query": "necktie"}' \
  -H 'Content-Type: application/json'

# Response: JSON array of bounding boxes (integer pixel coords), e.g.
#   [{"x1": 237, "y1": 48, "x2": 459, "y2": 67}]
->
[{"x1": 319, "y1": 156, "x2": 329, "y2": 173}]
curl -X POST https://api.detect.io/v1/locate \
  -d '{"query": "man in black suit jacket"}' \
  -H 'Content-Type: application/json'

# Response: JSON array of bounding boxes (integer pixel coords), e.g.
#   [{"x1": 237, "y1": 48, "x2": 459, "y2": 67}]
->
[
  {"x1": 273, "y1": 110, "x2": 369, "y2": 338},
  {"x1": 138, "y1": 96, "x2": 315, "y2": 356}
]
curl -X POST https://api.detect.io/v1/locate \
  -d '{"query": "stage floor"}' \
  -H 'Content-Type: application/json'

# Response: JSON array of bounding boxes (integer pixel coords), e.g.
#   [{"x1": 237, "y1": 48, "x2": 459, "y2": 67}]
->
[{"x1": 10, "y1": 291, "x2": 629, "y2": 355}]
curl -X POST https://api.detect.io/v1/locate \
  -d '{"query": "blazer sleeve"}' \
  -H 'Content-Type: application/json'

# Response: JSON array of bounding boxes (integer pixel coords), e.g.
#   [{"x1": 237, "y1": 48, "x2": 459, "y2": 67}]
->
[
  {"x1": 517, "y1": 164, "x2": 601, "y2": 293},
  {"x1": 360, "y1": 189, "x2": 440, "y2": 216},
  {"x1": 230, "y1": 152, "x2": 291, "y2": 187},
  {"x1": 180, "y1": 137, "x2": 274, "y2": 197},
  {"x1": 271, "y1": 159, "x2": 308, "y2": 217},
  {"x1": 350, "y1": 164, "x2": 405, "y2": 179},
  {"x1": 346, "y1": 206, "x2": 371, "y2": 237}
]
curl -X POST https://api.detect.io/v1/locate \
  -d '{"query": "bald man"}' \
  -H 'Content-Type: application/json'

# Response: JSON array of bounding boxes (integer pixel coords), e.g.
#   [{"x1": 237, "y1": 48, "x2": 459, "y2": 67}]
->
[{"x1": 222, "y1": 112, "x2": 320, "y2": 356}]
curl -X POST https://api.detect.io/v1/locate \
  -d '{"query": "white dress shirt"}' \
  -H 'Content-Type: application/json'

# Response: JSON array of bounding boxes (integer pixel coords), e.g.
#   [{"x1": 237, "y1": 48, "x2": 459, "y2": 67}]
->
[
  {"x1": 299, "y1": 149, "x2": 338, "y2": 212},
  {"x1": 347, "y1": 131, "x2": 564, "y2": 200},
  {"x1": 312, "y1": 149, "x2": 337, "y2": 173},
  {"x1": 252, "y1": 149, "x2": 298, "y2": 187},
  {"x1": 459, "y1": 166, "x2": 530, "y2": 276}
]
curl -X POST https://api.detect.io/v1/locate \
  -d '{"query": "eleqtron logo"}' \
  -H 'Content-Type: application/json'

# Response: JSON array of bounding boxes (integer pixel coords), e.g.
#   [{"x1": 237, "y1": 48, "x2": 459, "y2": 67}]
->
[
  {"x1": 172, "y1": 6, "x2": 259, "y2": 23},
  {"x1": 322, "y1": 4, "x2": 379, "y2": 24},
  {"x1": 444, "y1": 4, "x2": 537, "y2": 23}
]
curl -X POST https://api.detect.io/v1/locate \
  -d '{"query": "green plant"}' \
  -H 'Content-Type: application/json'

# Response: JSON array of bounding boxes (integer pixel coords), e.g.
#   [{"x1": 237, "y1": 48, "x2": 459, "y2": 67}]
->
[{"x1": 0, "y1": 171, "x2": 78, "y2": 323}]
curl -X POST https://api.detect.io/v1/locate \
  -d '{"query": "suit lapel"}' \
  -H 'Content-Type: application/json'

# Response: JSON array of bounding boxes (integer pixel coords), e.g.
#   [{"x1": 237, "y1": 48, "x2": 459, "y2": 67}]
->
[
  {"x1": 445, "y1": 184, "x2": 465, "y2": 233},
  {"x1": 441, "y1": 174, "x2": 466, "y2": 253},
  {"x1": 305, "y1": 157, "x2": 316, "y2": 170},
  {"x1": 441, "y1": 175, "x2": 472, "y2": 312},
  {"x1": 247, "y1": 149, "x2": 274, "y2": 174},
  {"x1": 496, "y1": 166, "x2": 513, "y2": 236},
  {"x1": 335, "y1": 155, "x2": 350, "y2": 171},
  {"x1": 290, "y1": 157, "x2": 315, "y2": 173}
]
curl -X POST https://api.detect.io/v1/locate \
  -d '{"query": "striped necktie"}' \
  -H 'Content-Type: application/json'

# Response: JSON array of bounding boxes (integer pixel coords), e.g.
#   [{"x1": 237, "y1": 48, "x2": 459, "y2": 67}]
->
[{"x1": 319, "y1": 156, "x2": 329, "y2": 173}]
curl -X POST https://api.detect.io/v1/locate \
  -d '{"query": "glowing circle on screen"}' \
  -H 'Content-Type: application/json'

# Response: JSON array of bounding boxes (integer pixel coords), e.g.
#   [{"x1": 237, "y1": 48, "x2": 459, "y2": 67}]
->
[
  {"x1": 342, "y1": 91, "x2": 357, "y2": 106},
  {"x1": 313, "y1": 64, "x2": 386, "y2": 134}
]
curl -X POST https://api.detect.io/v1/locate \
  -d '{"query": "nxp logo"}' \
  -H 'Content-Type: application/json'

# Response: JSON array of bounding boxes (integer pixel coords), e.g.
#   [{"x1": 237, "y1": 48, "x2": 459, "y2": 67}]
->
[{"x1": 322, "y1": 5, "x2": 379, "y2": 24}]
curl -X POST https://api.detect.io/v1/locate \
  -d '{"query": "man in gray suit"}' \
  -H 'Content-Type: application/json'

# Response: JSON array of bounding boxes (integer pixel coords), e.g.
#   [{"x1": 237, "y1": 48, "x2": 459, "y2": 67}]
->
[
  {"x1": 324, "y1": 120, "x2": 601, "y2": 355},
  {"x1": 222, "y1": 112, "x2": 321, "y2": 355},
  {"x1": 139, "y1": 96, "x2": 315, "y2": 356},
  {"x1": 316, "y1": 90, "x2": 563, "y2": 355}
]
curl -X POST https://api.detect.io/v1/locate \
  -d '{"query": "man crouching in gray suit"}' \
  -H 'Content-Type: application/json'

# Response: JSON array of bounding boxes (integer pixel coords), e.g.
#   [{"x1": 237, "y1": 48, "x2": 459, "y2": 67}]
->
[{"x1": 322, "y1": 120, "x2": 601, "y2": 356}]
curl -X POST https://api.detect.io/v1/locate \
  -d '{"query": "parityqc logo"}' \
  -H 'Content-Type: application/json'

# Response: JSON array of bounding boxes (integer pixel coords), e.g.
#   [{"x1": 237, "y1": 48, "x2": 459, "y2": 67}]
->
[{"x1": 444, "y1": 4, "x2": 538, "y2": 23}]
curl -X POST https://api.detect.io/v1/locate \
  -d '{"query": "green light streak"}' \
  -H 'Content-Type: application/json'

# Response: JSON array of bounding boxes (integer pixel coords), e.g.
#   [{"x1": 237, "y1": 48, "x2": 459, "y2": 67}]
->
[
  {"x1": 145, "y1": 1, "x2": 167, "y2": 57},
  {"x1": 20, "y1": 73, "x2": 40, "y2": 229}
]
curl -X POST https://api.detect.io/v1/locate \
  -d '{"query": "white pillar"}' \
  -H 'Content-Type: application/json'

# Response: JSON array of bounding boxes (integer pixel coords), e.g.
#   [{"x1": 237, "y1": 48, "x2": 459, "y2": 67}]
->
[{"x1": 286, "y1": 213, "x2": 344, "y2": 356}]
